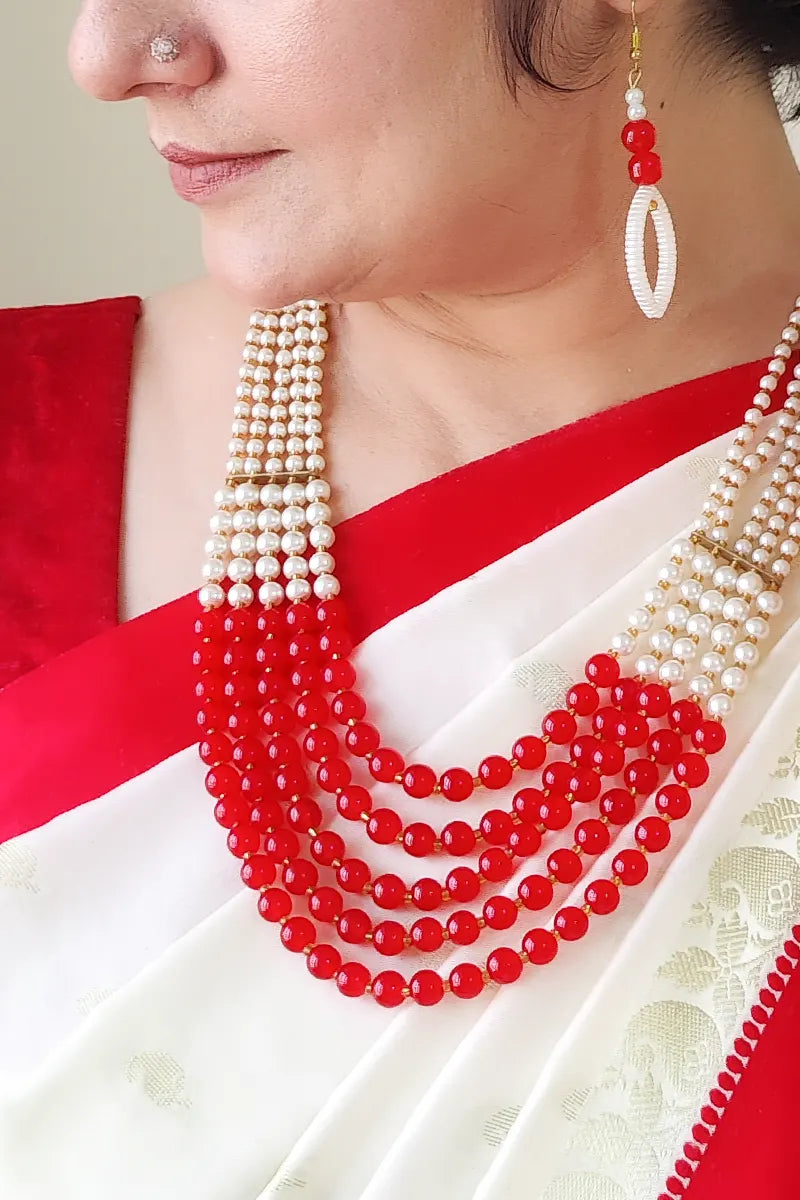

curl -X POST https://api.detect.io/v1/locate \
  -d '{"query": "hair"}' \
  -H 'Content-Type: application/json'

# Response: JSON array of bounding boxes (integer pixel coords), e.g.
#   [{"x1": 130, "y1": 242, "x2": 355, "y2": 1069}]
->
[{"x1": 493, "y1": 0, "x2": 800, "y2": 118}]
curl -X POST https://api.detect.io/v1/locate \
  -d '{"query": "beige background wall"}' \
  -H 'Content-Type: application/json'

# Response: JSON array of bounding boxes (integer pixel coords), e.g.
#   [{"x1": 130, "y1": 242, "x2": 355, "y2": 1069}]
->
[{"x1": 3, "y1": 9, "x2": 800, "y2": 310}]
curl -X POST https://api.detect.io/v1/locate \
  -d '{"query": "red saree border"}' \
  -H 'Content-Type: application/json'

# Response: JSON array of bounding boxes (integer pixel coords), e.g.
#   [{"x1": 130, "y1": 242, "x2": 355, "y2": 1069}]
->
[{"x1": 0, "y1": 355, "x2": 776, "y2": 847}]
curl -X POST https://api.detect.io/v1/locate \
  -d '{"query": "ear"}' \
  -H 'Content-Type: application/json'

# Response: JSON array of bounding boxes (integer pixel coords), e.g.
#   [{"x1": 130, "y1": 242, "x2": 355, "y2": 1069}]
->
[{"x1": 600, "y1": 0, "x2": 662, "y2": 14}]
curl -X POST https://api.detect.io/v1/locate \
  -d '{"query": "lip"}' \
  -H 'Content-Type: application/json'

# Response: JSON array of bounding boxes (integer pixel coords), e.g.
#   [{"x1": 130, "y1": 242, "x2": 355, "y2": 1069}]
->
[{"x1": 158, "y1": 143, "x2": 282, "y2": 202}]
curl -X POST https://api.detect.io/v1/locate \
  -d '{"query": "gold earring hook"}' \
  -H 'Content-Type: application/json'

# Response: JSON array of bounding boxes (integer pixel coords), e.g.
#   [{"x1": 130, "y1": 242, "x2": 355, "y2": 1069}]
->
[{"x1": 629, "y1": 0, "x2": 643, "y2": 90}]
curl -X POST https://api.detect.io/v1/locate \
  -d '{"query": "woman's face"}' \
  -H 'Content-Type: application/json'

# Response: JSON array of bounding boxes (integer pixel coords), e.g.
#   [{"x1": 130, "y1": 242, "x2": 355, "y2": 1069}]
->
[{"x1": 69, "y1": 0, "x2": 602, "y2": 306}]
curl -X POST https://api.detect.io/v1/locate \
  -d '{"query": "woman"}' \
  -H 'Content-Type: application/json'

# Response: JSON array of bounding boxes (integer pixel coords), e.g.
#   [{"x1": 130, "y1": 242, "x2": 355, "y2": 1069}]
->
[{"x1": 2, "y1": 0, "x2": 800, "y2": 1196}]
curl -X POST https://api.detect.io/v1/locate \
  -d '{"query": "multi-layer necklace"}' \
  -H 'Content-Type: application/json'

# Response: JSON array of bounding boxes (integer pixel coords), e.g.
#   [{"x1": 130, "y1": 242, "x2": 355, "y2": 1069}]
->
[{"x1": 195, "y1": 296, "x2": 800, "y2": 1007}]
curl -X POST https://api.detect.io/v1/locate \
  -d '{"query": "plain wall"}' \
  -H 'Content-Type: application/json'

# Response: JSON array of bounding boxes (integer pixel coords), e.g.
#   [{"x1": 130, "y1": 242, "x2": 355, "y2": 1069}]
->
[{"x1": 3, "y1": 8, "x2": 800, "y2": 309}]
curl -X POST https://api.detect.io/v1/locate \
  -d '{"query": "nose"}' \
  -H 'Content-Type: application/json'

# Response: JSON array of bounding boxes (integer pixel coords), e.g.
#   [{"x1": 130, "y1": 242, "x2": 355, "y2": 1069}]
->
[{"x1": 69, "y1": 0, "x2": 216, "y2": 102}]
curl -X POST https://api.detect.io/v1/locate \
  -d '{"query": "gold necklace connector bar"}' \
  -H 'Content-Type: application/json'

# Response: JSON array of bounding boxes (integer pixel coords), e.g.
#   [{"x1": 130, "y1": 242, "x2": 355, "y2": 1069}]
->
[
  {"x1": 691, "y1": 532, "x2": 782, "y2": 588},
  {"x1": 226, "y1": 470, "x2": 316, "y2": 485}
]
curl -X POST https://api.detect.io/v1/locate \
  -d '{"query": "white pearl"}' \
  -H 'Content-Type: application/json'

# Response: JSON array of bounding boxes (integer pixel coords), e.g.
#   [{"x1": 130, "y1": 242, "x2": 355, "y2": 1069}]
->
[
  {"x1": 285, "y1": 578, "x2": 313, "y2": 603},
  {"x1": 306, "y1": 454, "x2": 327, "y2": 474},
  {"x1": 711, "y1": 622, "x2": 736, "y2": 648},
  {"x1": 258, "y1": 508, "x2": 282, "y2": 533},
  {"x1": 625, "y1": 86, "x2": 644, "y2": 104},
  {"x1": 780, "y1": 538, "x2": 799, "y2": 558},
  {"x1": 671, "y1": 538, "x2": 694, "y2": 561},
  {"x1": 708, "y1": 693, "x2": 734, "y2": 720},
  {"x1": 227, "y1": 557, "x2": 255, "y2": 583},
  {"x1": 659, "y1": 659, "x2": 685, "y2": 685},
  {"x1": 205, "y1": 534, "x2": 229, "y2": 557},
  {"x1": 284, "y1": 555, "x2": 309, "y2": 579},
  {"x1": 737, "y1": 571, "x2": 765, "y2": 597},
  {"x1": 734, "y1": 641, "x2": 759, "y2": 667},
  {"x1": 228, "y1": 583, "x2": 255, "y2": 608},
  {"x1": 699, "y1": 590, "x2": 725, "y2": 617},
  {"x1": 255, "y1": 556, "x2": 281, "y2": 581},
  {"x1": 258, "y1": 581, "x2": 285, "y2": 607},
  {"x1": 722, "y1": 596, "x2": 748, "y2": 623},
  {"x1": 232, "y1": 509, "x2": 258, "y2": 534},
  {"x1": 743, "y1": 520, "x2": 763, "y2": 540},
  {"x1": 645, "y1": 587, "x2": 669, "y2": 609},
  {"x1": 744, "y1": 616, "x2": 769, "y2": 639},
  {"x1": 313, "y1": 573, "x2": 340, "y2": 599},
  {"x1": 721, "y1": 666, "x2": 747, "y2": 692},
  {"x1": 712, "y1": 565, "x2": 738, "y2": 591},
  {"x1": 230, "y1": 532, "x2": 257, "y2": 558},
  {"x1": 283, "y1": 482, "x2": 306, "y2": 506},
  {"x1": 612, "y1": 631, "x2": 637, "y2": 655},
  {"x1": 628, "y1": 103, "x2": 648, "y2": 120},
  {"x1": 306, "y1": 479, "x2": 331, "y2": 503},
  {"x1": 672, "y1": 637, "x2": 698, "y2": 663},
  {"x1": 310, "y1": 551, "x2": 335, "y2": 576},
  {"x1": 665, "y1": 604, "x2": 689, "y2": 630},
  {"x1": 285, "y1": 457, "x2": 305, "y2": 473},
  {"x1": 658, "y1": 563, "x2": 682, "y2": 586},
  {"x1": 281, "y1": 530, "x2": 308, "y2": 556},
  {"x1": 309, "y1": 524, "x2": 336, "y2": 550},
  {"x1": 700, "y1": 650, "x2": 725, "y2": 676},
  {"x1": 199, "y1": 584, "x2": 225, "y2": 609},
  {"x1": 691, "y1": 553, "x2": 716, "y2": 578},
  {"x1": 629, "y1": 607, "x2": 654, "y2": 632},
  {"x1": 772, "y1": 558, "x2": 791, "y2": 578},
  {"x1": 202, "y1": 559, "x2": 227, "y2": 583},
  {"x1": 689, "y1": 675, "x2": 714, "y2": 699},
  {"x1": 636, "y1": 655, "x2": 660, "y2": 678},
  {"x1": 214, "y1": 487, "x2": 236, "y2": 510},
  {"x1": 256, "y1": 532, "x2": 281, "y2": 556},
  {"x1": 282, "y1": 505, "x2": 308, "y2": 529},
  {"x1": 680, "y1": 579, "x2": 704, "y2": 604},
  {"x1": 686, "y1": 613, "x2": 712, "y2": 639},
  {"x1": 210, "y1": 511, "x2": 234, "y2": 535},
  {"x1": 760, "y1": 374, "x2": 778, "y2": 392},
  {"x1": 260, "y1": 484, "x2": 283, "y2": 508},
  {"x1": 307, "y1": 502, "x2": 332, "y2": 526}
]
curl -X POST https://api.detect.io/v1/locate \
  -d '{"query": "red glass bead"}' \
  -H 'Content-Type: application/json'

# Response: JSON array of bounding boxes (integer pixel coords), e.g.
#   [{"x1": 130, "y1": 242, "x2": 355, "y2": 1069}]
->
[
  {"x1": 567, "y1": 682, "x2": 600, "y2": 716},
  {"x1": 600, "y1": 787, "x2": 635, "y2": 825},
  {"x1": 317, "y1": 758, "x2": 352, "y2": 793},
  {"x1": 369, "y1": 747, "x2": 405, "y2": 782},
  {"x1": 616, "y1": 713, "x2": 649, "y2": 749},
  {"x1": 323, "y1": 660, "x2": 356, "y2": 690},
  {"x1": 674, "y1": 753, "x2": 710, "y2": 788},
  {"x1": 611, "y1": 677, "x2": 641, "y2": 712},
  {"x1": 449, "y1": 962, "x2": 485, "y2": 999},
  {"x1": 592, "y1": 707, "x2": 620, "y2": 737},
  {"x1": 265, "y1": 828, "x2": 301, "y2": 862},
  {"x1": 287, "y1": 797, "x2": 323, "y2": 833},
  {"x1": 261, "y1": 701, "x2": 296, "y2": 733},
  {"x1": 337, "y1": 908, "x2": 372, "y2": 943},
  {"x1": 555, "y1": 906, "x2": 590, "y2": 941},
  {"x1": 227, "y1": 825, "x2": 260, "y2": 858},
  {"x1": 336, "y1": 962, "x2": 371, "y2": 998},
  {"x1": 257, "y1": 640, "x2": 287, "y2": 671},
  {"x1": 373, "y1": 920, "x2": 408, "y2": 956},
  {"x1": 367, "y1": 809, "x2": 403, "y2": 845},
  {"x1": 692, "y1": 720, "x2": 727, "y2": 754},
  {"x1": 586, "y1": 654, "x2": 620, "y2": 688},
  {"x1": 447, "y1": 910, "x2": 481, "y2": 945},
  {"x1": 285, "y1": 601, "x2": 316, "y2": 631},
  {"x1": 224, "y1": 672, "x2": 261, "y2": 707},
  {"x1": 439, "y1": 767, "x2": 475, "y2": 802},
  {"x1": 411, "y1": 878, "x2": 444, "y2": 910},
  {"x1": 543, "y1": 710, "x2": 578, "y2": 745},
  {"x1": 213, "y1": 796, "x2": 250, "y2": 829},
  {"x1": 403, "y1": 823, "x2": 437, "y2": 857},
  {"x1": 257, "y1": 670, "x2": 286, "y2": 702},
  {"x1": 258, "y1": 888, "x2": 292, "y2": 922},
  {"x1": 274, "y1": 764, "x2": 309, "y2": 796},
  {"x1": 670, "y1": 699, "x2": 703, "y2": 733},
  {"x1": 638, "y1": 683, "x2": 671, "y2": 718},
  {"x1": 205, "y1": 764, "x2": 240, "y2": 799},
  {"x1": 446, "y1": 866, "x2": 481, "y2": 902},
  {"x1": 310, "y1": 831, "x2": 345, "y2": 866},
  {"x1": 240, "y1": 855, "x2": 276, "y2": 890},
  {"x1": 479, "y1": 846, "x2": 515, "y2": 883},
  {"x1": 332, "y1": 691, "x2": 366, "y2": 723},
  {"x1": 513, "y1": 787, "x2": 545, "y2": 824},
  {"x1": 508, "y1": 823, "x2": 542, "y2": 858},
  {"x1": 410, "y1": 970, "x2": 445, "y2": 1006},
  {"x1": 336, "y1": 858, "x2": 371, "y2": 892},
  {"x1": 197, "y1": 699, "x2": 228, "y2": 734},
  {"x1": 568, "y1": 768, "x2": 602, "y2": 804},
  {"x1": 266, "y1": 732, "x2": 301, "y2": 766},
  {"x1": 518, "y1": 874, "x2": 554, "y2": 911},
  {"x1": 629, "y1": 151, "x2": 663, "y2": 185},
  {"x1": 282, "y1": 858, "x2": 319, "y2": 895},
  {"x1": 194, "y1": 609, "x2": 225, "y2": 638},
  {"x1": 523, "y1": 927, "x2": 559, "y2": 964},
  {"x1": 480, "y1": 810, "x2": 514, "y2": 845},
  {"x1": 307, "y1": 944, "x2": 342, "y2": 980},
  {"x1": 656, "y1": 784, "x2": 692, "y2": 820},
  {"x1": 571, "y1": 735, "x2": 598, "y2": 765},
  {"x1": 231, "y1": 736, "x2": 266, "y2": 771},
  {"x1": 249, "y1": 798, "x2": 283, "y2": 831},
  {"x1": 624, "y1": 757, "x2": 659, "y2": 796},
  {"x1": 195, "y1": 673, "x2": 226, "y2": 703},
  {"x1": 303, "y1": 727, "x2": 338, "y2": 762},
  {"x1": 636, "y1": 816, "x2": 671, "y2": 853},
  {"x1": 345, "y1": 722, "x2": 381, "y2": 757},
  {"x1": 596, "y1": 741, "x2": 626, "y2": 775},
  {"x1": 316, "y1": 597, "x2": 348, "y2": 627},
  {"x1": 281, "y1": 916, "x2": 316, "y2": 952},
  {"x1": 613, "y1": 848, "x2": 649, "y2": 886},
  {"x1": 291, "y1": 664, "x2": 321, "y2": 692},
  {"x1": 649, "y1": 728, "x2": 682, "y2": 765},
  {"x1": 487, "y1": 947, "x2": 523, "y2": 984},
  {"x1": 548, "y1": 848, "x2": 583, "y2": 884},
  {"x1": 442, "y1": 820, "x2": 477, "y2": 856},
  {"x1": 372, "y1": 970, "x2": 407, "y2": 1008},
  {"x1": 479, "y1": 755, "x2": 514, "y2": 790},
  {"x1": 585, "y1": 879, "x2": 620, "y2": 916},
  {"x1": 621, "y1": 118, "x2": 656, "y2": 153},
  {"x1": 539, "y1": 793, "x2": 572, "y2": 831},
  {"x1": 308, "y1": 886, "x2": 343, "y2": 922},
  {"x1": 575, "y1": 819, "x2": 611, "y2": 855},
  {"x1": 510, "y1": 738, "x2": 545, "y2": 774},
  {"x1": 483, "y1": 895, "x2": 519, "y2": 930},
  {"x1": 411, "y1": 916, "x2": 444, "y2": 952},
  {"x1": 372, "y1": 873, "x2": 407, "y2": 909},
  {"x1": 403, "y1": 764, "x2": 437, "y2": 798},
  {"x1": 543, "y1": 762, "x2": 575, "y2": 793},
  {"x1": 194, "y1": 641, "x2": 225, "y2": 672},
  {"x1": 336, "y1": 785, "x2": 372, "y2": 821},
  {"x1": 256, "y1": 603, "x2": 282, "y2": 631},
  {"x1": 319, "y1": 628, "x2": 353, "y2": 658}
]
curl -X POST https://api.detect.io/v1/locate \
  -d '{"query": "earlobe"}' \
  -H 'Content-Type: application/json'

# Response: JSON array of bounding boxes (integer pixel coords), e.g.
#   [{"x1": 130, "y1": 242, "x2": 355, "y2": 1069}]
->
[{"x1": 600, "y1": 0, "x2": 661, "y2": 14}]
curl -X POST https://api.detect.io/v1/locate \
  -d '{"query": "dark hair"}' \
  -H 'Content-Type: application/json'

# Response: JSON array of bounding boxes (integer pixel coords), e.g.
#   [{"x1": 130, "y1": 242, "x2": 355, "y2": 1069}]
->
[{"x1": 494, "y1": 1, "x2": 800, "y2": 118}]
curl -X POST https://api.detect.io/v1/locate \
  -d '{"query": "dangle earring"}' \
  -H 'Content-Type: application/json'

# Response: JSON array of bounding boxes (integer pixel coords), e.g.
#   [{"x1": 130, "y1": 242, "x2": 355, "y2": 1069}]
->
[{"x1": 621, "y1": 0, "x2": 677, "y2": 319}]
